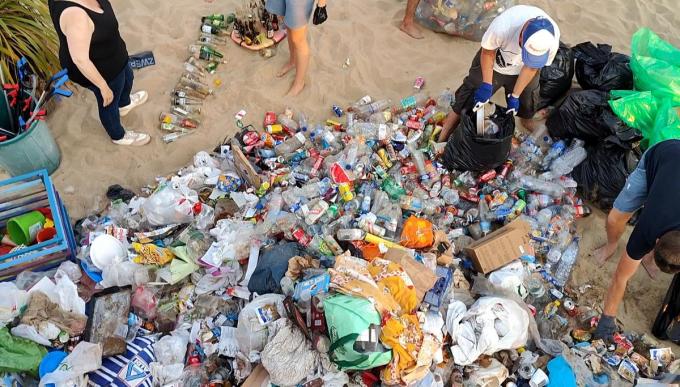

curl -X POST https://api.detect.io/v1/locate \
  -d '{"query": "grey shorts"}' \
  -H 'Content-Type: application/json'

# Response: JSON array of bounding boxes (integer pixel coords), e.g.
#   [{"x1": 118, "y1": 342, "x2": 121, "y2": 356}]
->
[
  {"x1": 266, "y1": 0, "x2": 315, "y2": 29},
  {"x1": 452, "y1": 49, "x2": 540, "y2": 119},
  {"x1": 613, "y1": 150, "x2": 648, "y2": 213}
]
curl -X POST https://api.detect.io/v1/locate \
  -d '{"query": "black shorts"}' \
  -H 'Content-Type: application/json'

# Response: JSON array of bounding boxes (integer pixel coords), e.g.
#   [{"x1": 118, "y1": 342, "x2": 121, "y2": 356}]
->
[{"x1": 452, "y1": 49, "x2": 540, "y2": 119}]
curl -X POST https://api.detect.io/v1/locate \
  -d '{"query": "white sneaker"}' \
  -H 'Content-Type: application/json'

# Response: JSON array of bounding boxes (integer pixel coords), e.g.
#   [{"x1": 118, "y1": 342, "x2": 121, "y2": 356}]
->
[
  {"x1": 119, "y1": 91, "x2": 148, "y2": 117},
  {"x1": 112, "y1": 130, "x2": 151, "y2": 146}
]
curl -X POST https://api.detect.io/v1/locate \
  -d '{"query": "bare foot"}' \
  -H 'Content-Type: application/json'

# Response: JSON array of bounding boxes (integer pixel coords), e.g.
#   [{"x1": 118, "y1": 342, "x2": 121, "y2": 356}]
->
[
  {"x1": 642, "y1": 253, "x2": 660, "y2": 279},
  {"x1": 399, "y1": 22, "x2": 424, "y2": 39},
  {"x1": 277, "y1": 62, "x2": 295, "y2": 77},
  {"x1": 286, "y1": 81, "x2": 305, "y2": 96},
  {"x1": 593, "y1": 242, "x2": 618, "y2": 264}
]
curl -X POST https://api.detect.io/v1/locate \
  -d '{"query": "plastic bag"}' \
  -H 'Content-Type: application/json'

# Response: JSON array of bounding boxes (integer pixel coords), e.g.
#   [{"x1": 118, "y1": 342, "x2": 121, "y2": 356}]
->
[
  {"x1": 324, "y1": 294, "x2": 392, "y2": 370},
  {"x1": 261, "y1": 319, "x2": 322, "y2": 386},
  {"x1": 573, "y1": 42, "x2": 633, "y2": 91},
  {"x1": 630, "y1": 28, "x2": 680, "y2": 103},
  {"x1": 609, "y1": 90, "x2": 660, "y2": 133},
  {"x1": 572, "y1": 140, "x2": 639, "y2": 210},
  {"x1": 235, "y1": 294, "x2": 287, "y2": 360},
  {"x1": 0, "y1": 282, "x2": 28, "y2": 327},
  {"x1": 446, "y1": 296, "x2": 529, "y2": 365},
  {"x1": 652, "y1": 273, "x2": 680, "y2": 342},
  {"x1": 442, "y1": 106, "x2": 514, "y2": 172},
  {"x1": 414, "y1": 0, "x2": 517, "y2": 42},
  {"x1": 0, "y1": 327, "x2": 47, "y2": 376},
  {"x1": 644, "y1": 98, "x2": 680, "y2": 150},
  {"x1": 39, "y1": 341, "x2": 102, "y2": 387},
  {"x1": 537, "y1": 42, "x2": 575, "y2": 110},
  {"x1": 400, "y1": 216, "x2": 434, "y2": 249},
  {"x1": 141, "y1": 182, "x2": 198, "y2": 226},
  {"x1": 547, "y1": 90, "x2": 638, "y2": 143}
]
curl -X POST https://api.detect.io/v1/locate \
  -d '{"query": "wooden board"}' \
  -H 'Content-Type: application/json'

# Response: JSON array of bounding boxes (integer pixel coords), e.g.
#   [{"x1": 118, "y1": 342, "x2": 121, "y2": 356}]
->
[{"x1": 231, "y1": 138, "x2": 261, "y2": 189}]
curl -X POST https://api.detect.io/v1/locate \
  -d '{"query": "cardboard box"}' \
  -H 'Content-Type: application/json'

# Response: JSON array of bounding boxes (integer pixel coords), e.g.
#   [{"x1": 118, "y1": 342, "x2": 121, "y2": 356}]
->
[
  {"x1": 464, "y1": 219, "x2": 532, "y2": 274},
  {"x1": 384, "y1": 248, "x2": 438, "y2": 302}
]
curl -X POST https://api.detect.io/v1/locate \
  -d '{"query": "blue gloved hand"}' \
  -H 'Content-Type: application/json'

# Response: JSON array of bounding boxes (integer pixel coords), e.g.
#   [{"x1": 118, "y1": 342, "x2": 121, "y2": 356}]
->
[
  {"x1": 506, "y1": 93, "x2": 520, "y2": 116},
  {"x1": 593, "y1": 314, "x2": 617, "y2": 341},
  {"x1": 473, "y1": 82, "x2": 493, "y2": 111}
]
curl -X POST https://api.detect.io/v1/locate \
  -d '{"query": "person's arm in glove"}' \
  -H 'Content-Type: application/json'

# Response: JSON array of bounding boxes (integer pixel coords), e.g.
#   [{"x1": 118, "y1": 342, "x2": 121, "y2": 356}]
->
[
  {"x1": 506, "y1": 66, "x2": 539, "y2": 115},
  {"x1": 595, "y1": 251, "x2": 641, "y2": 340},
  {"x1": 313, "y1": 0, "x2": 328, "y2": 25},
  {"x1": 473, "y1": 48, "x2": 496, "y2": 111}
]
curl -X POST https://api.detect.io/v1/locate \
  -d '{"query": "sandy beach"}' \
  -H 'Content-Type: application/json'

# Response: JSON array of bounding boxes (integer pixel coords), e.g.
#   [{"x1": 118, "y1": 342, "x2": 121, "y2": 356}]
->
[{"x1": 26, "y1": 0, "x2": 680, "y2": 351}]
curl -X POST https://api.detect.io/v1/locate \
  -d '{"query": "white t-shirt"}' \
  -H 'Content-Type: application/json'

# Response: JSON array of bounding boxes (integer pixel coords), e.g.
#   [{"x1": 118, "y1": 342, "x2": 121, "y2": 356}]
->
[{"x1": 481, "y1": 5, "x2": 560, "y2": 76}]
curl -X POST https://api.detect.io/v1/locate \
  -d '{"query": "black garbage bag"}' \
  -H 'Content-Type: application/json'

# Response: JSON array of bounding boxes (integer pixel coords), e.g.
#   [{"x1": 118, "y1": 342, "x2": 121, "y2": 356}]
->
[
  {"x1": 546, "y1": 90, "x2": 640, "y2": 143},
  {"x1": 571, "y1": 138, "x2": 639, "y2": 209},
  {"x1": 536, "y1": 42, "x2": 574, "y2": 110},
  {"x1": 248, "y1": 241, "x2": 304, "y2": 295},
  {"x1": 442, "y1": 106, "x2": 515, "y2": 172},
  {"x1": 652, "y1": 273, "x2": 680, "y2": 343},
  {"x1": 573, "y1": 42, "x2": 633, "y2": 91}
]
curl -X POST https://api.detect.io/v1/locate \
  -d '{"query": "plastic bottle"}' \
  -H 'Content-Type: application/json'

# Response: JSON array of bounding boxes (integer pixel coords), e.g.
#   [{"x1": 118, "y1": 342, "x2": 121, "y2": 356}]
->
[
  {"x1": 298, "y1": 112, "x2": 308, "y2": 132},
  {"x1": 353, "y1": 99, "x2": 392, "y2": 117},
  {"x1": 478, "y1": 195, "x2": 492, "y2": 235},
  {"x1": 544, "y1": 247, "x2": 561, "y2": 274},
  {"x1": 256, "y1": 188, "x2": 283, "y2": 235},
  {"x1": 323, "y1": 214, "x2": 352, "y2": 236},
  {"x1": 305, "y1": 199, "x2": 329, "y2": 225},
  {"x1": 336, "y1": 228, "x2": 366, "y2": 241},
  {"x1": 275, "y1": 132, "x2": 306, "y2": 156},
  {"x1": 407, "y1": 142, "x2": 429, "y2": 182},
  {"x1": 394, "y1": 92, "x2": 428, "y2": 113},
  {"x1": 549, "y1": 146, "x2": 587, "y2": 177},
  {"x1": 541, "y1": 140, "x2": 566, "y2": 169},
  {"x1": 440, "y1": 186, "x2": 460, "y2": 206},
  {"x1": 529, "y1": 123, "x2": 553, "y2": 151},
  {"x1": 400, "y1": 196, "x2": 441, "y2": 216},
  {"x1": 277, "y1": 115, "x2": 299, "y2": 131},
  {"x1": 358, "y1": 213, "x2": 386, "y2": 237},
  {"x1": 520, "y1": 175, "x2": 566, "y2": 198},
  {"x1": 554, "y1": 238, "x2": 579, "y2": 287},
  {"x1": 349, "y1": 122, "x2": 392, "y2": 141},
  {"x1": 437, "y1": 88, "x2": 455, "y2": 111}
]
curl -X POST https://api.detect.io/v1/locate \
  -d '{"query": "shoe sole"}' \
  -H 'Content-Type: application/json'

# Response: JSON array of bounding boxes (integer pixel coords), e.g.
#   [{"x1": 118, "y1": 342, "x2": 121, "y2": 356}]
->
[
  {"x1": 113, "y1": 135, "x2": 152, "y2": 146},
  {"x1": 119, "y1": 92, "x2": 149, "y2": 117}
]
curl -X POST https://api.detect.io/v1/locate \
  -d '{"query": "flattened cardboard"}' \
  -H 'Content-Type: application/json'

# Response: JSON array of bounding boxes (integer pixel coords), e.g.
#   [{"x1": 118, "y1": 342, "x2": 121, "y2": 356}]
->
[
  {"x1": 231, "y1": 138, "x2": 262, "y2": 189},
  {"x1": 464, "y1": 219, "x2": 532, "y2": 274},
  {"x1": 384, "y1": 248, "x2": 438, "y2": 302}
]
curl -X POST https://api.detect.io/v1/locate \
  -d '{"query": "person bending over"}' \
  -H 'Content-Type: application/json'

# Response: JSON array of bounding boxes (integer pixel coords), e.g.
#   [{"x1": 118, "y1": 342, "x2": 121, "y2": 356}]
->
[
  {"x1": 594, "y1": 140, "x2": 680, "y2": 340},
  {"x1": 438, "y1": 5, "x2": 559, "y2": 142}
]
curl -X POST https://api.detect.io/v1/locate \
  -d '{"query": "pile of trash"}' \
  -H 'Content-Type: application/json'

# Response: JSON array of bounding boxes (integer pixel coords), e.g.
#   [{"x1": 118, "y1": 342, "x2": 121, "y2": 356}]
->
[{"x1": 2, "y1": 79, "x2": 678, "y2": 385}]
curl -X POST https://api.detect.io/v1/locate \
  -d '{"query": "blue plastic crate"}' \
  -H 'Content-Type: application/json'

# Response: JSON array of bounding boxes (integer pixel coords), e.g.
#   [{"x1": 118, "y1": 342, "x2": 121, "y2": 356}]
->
[{"x1": 0, "y1": 169, "x2": 76, "y2": 280}]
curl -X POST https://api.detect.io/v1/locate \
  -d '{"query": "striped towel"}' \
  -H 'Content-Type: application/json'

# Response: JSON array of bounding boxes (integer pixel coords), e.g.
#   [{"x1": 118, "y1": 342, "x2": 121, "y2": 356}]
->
[{"x1": 88, "y1": 336, "x2": 156, "y2": 387}]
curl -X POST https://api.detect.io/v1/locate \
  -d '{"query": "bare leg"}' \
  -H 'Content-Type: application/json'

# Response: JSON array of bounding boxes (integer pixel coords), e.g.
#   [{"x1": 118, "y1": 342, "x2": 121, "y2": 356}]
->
[
  {"x1": 287, "y1": 25, "x2": 309, "y2": 96},
  {"x1": 437, "y1": 111, "x2": 461, "y2": 142},
  {"x1": 641, "y1": 251, "x2": 660, "y2": 279},
  {"x1": 399, "y1": 0, "x2": 423, "y2": 39},
  {"x1": 277, "y1": 26, "x2": 296, "y2": 77},
  {"x1": 593, "y1": 208, "x2": 633, "y2": 263}
]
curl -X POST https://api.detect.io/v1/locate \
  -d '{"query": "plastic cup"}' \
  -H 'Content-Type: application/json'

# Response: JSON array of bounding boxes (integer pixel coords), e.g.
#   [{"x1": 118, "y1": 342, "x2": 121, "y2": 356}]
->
[
  {"x1": 36, "y1": 227, "x2": 57, "y2": 243},
  {"x1": 6, "y1": 211, "x2": 46, "y2": 245},
  {"x1": 89, "y1": 234, "x2": 127, "y2": 270}
]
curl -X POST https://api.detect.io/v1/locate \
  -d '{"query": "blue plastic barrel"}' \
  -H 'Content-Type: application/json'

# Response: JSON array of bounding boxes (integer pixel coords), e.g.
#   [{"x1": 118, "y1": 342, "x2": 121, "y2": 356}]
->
[{"x1": 0, "y1": 120, "x2": 62, "y2": 176}]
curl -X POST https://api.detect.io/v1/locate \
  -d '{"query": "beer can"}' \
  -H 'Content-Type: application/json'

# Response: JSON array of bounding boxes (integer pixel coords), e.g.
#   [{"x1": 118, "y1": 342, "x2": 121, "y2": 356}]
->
[
  {"x1": 338, "y1": 183, "x2": 354, "y2": 202},
  {"x1": 413, "y1": 76, "x2": 425, "y2": 90},
  {"x1": 332, "y1": 105, "x2": 344, "y2": 117}
]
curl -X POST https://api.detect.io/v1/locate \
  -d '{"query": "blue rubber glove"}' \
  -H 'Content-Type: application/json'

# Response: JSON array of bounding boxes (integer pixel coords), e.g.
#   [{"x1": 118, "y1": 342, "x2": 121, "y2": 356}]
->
[
  {"x1": 593, "y1": 314, "x2": 617, "y2": 341},
  {"x1": 473, "y1": 82, "x2": 493, "y2": 111},
  {"x1": 506, "y1": 93, "x2": 520, "y2": 116}
]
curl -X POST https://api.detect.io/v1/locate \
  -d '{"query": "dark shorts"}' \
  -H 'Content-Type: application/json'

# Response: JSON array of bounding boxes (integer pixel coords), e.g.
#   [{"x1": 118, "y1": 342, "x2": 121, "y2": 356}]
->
[{"x1": 452, "y1": 49, "x2": 540, "y2": 119}]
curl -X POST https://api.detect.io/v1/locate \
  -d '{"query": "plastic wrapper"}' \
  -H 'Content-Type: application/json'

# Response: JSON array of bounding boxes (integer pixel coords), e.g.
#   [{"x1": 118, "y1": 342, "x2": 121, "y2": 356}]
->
[
  {"x1": 443, "y1": 106, "x2": 514, "y2": 172},
  {"x1": 39, "y1": 342, "x2": 102, "y2": 386},
  {"x1": 0, "y1": 282, "x2": 28, "y2": 327},
  {"x1": 414, "y1": 0, "x2": 516, "y2": 42},
  {"x1": 573, "y1": 42, "x2": 633, "y2": 91},
  {"x1": 400, "y1": 216, "x2": 434, "y2": 249},
  {"x1": 536, "y1": 42, "x2": 575, "y2": 110}
]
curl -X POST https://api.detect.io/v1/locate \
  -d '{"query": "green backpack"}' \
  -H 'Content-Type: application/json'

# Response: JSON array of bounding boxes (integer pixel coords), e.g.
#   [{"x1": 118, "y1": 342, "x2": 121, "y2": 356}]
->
[{"x1": 323, "y1": 294, "x2": 392, "y2": 370}]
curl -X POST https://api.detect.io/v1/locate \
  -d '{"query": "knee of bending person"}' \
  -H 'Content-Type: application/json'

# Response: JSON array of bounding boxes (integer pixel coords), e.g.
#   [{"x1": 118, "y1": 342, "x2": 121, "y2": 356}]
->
[
  {"x1": 288, "y1": 28, "x2": 308, "y2": 43},
  {"x1": 654, "y1": 230, "x2": 680, "y2": 274}
]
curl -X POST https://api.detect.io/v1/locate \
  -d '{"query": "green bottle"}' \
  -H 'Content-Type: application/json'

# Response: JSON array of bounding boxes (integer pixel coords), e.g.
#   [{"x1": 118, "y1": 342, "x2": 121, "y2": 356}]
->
[{"x1": 382, "y1": 177, "x2": 406, "y2": 200}]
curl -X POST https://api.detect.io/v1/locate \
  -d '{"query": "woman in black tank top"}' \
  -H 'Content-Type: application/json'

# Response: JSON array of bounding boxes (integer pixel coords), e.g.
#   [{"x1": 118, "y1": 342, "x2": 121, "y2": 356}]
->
[{"x1": 48, "y1": 0, "x2": 151, "y2": 146}]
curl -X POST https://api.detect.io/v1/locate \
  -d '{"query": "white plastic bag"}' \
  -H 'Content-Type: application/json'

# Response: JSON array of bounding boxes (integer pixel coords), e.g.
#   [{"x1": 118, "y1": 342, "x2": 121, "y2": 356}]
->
[
  {"x1": 446, "y1": 297, "x2": 529, "y2": 366},
  {"x1": 28, "y1": 275, "x2": 85, "y2": 315},
  {"x1": 39, "y1": 341, "x2": 103, "y2": 387},
  {"x1": 141, "y1": 182, "x2": 197, "y2": 226},
  {"x1": 235, "y1": 294, "x2": 286, "y2": 360},
  {"x1": 488, "y1": 260, "x2": 528, "y2": 298},
  {"x1": 0, "y1": 282, "x2": 28, "y2": 326},
  {"x1": 99, "y1": 260, "x2": 149, "y2": 289}
]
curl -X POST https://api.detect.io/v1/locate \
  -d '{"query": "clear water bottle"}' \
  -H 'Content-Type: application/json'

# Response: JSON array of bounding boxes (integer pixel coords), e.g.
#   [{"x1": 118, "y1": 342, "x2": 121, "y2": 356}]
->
[
  {"x1": 478, "y1": 194, "x2": 492, "y2": 235},
  {"x1": 440, "y1": 186, "x2": 460, "y2": 205},
  {"x1": 275, "y1": 132, "x2": 306, "y2": 156},
  {"x1": 554, "y1": 238, "x2": 579, "y2": 287},
  {"x1": 544, "y1": 247, "x2": 561, "y2": 273},
  {"x1": 256, "y1": 188, "x2": 283, "y2": 235},
  {"x1": 549, "y1": 145, "x2": 587, "y2": 177},
  {"x1": 353, "y1": 99, "x2": 392, "y2": 117},
  {"x1": 520, "y1": 175, "x2": 566, "y2": 198},
  {"x1": 336, "y1": 228, "x2": 366, "y2": 241}
]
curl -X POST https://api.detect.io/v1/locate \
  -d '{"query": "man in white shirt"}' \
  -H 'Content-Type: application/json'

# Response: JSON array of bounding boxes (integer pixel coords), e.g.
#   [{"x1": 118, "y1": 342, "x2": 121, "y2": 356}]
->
[{"x1": 438, "y1": 5, "x2": 560, "y2": 142}]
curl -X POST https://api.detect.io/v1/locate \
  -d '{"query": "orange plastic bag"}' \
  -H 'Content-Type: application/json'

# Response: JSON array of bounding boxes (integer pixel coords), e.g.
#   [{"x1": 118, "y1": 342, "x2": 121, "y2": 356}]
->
[{"x1": 400, "y1": 216, "x2": 434, "y2": 249}]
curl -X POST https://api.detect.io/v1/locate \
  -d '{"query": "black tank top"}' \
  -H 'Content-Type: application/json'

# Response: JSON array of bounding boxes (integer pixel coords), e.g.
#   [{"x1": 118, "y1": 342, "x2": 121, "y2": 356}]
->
[{"x1": 49, "y1": 0, "x2": 128, "y2": 88}]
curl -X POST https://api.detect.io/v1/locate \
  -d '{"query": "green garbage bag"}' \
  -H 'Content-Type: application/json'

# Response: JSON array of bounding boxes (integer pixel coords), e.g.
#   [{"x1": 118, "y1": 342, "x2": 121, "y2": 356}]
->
[
  {"x1": 630, "y1": 28, "x2": 680, "y2": 103},
  {"x1": 609, "y1": 90, "x2": 659, "y2": 131},
  {"x1": 645, "y1": 99, "x2": 680, "y2": 149},
  {"x1": 0, "y1": 327, "x2": 47, "y2": 376},
  {"x1": 324, "y1": 294, "x2": 392, "y2": 370}
]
